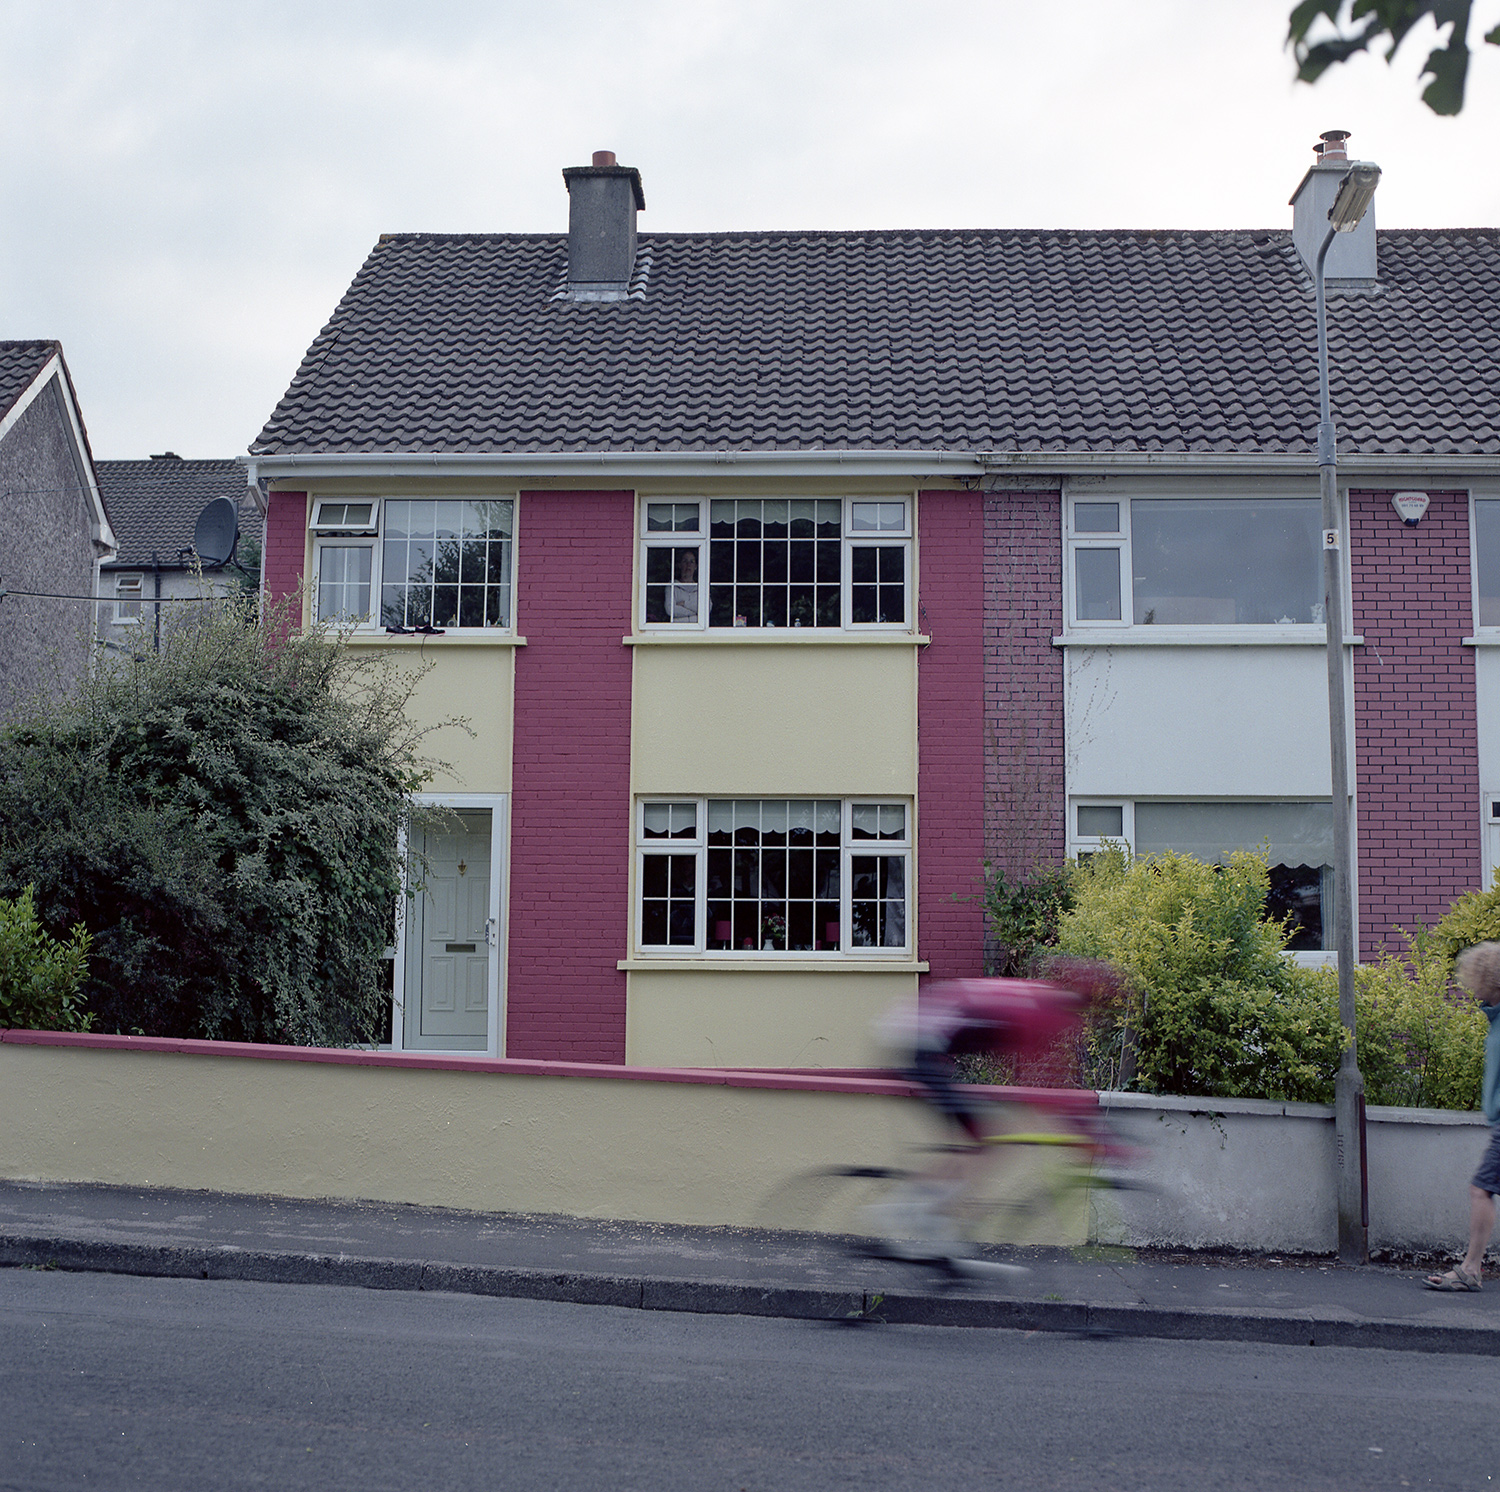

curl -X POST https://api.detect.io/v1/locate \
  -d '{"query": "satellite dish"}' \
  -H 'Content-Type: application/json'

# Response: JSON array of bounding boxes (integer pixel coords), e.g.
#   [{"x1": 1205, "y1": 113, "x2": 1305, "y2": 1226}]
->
[{"x1": 193, "y1": 497, "x2": 239, "y2": 568}]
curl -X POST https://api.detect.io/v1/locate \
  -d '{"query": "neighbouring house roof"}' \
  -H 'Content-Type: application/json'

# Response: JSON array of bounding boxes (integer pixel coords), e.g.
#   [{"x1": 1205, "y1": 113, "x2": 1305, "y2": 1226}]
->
[
  {"x1": 0, "y1": 340, "x2": 61, "y2": 424},
  {"x1": 96, "y1": 457, "x2": 263, "y2": 570},
  {"x1": 250, "y1": 228, "x2": 1500, "y2": 460}
]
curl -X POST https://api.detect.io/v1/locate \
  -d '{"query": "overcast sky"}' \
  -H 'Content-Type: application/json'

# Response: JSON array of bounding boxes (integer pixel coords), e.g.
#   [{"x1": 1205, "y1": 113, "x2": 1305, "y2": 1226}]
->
[{"x1": 5, "y1": 0, "x2": 1499, "y2": 460}]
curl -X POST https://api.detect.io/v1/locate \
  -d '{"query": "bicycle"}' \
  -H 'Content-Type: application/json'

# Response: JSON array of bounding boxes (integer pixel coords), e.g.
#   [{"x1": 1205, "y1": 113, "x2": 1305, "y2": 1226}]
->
[{"x1": 758, "y1": 1097, "x2": 1148, "y2": 1284}]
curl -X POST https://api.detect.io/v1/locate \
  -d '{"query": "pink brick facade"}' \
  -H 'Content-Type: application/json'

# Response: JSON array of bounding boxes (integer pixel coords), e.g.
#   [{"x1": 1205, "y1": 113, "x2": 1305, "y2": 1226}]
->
[
  {"x1": 982, "y1": 490, "x2": 1066, "y2": 881},
  {"x1": 916, "y1": 489, "x2": 987, "y2": 978},
  {"x1": 505, "y1": 490, "x2": 634, "y2": 1061},
  {"x1": 1350, "y1": 488, "x2": 1479, "y2": 957},
  {"x1": 262, "y1": 490, "x2": 307, "y2": 615}
]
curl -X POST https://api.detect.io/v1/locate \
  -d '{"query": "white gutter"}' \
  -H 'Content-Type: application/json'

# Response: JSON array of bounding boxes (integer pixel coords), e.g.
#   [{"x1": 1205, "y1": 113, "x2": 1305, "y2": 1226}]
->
[{"x1": 242, "y1": 448, "x2": 1500, "y2": 486}]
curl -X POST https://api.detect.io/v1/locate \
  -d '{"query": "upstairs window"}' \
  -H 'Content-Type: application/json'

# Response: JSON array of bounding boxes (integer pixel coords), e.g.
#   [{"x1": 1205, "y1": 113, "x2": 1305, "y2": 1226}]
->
[
  {"x1": 636, "y1": 797, "x2": 910, "y2": 955},
  {"x1": 1067, "y1": 496, "x2": 1323, "y2": 629},
  {"x1": 113, "y1": 573, "x2": 143, "y2": 623},
  {"x1": 310, "y1": 497, "x2": 514, "y2": 630},
  {"x1": 1475, "y1": 498, "x2": 1500, "y2": 628},
  {"x1": 639, "y1": 498, "x2": 911, "y2": 632}
]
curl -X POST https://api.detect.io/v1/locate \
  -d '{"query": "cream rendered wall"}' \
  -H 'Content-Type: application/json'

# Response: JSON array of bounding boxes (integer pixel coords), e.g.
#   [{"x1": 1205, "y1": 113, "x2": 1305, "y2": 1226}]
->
[
  {"x1": 344, "y1": 638, "x2": 515, "y2": 795},
  {"x1": 624, "y1": 969, "x2": 914, "y2": 1068},
  {"x1": 1066, "y1": 645, "x2": 1337, "y2": 798},
  {"x1": 632, "y1": 642, "x2": 916, "y2": 795}
]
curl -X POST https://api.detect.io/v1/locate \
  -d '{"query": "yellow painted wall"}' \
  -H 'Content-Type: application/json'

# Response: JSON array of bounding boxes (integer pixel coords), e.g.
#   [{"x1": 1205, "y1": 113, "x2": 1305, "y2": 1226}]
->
[
  {"x1": 624, "y1": 969, "x2": 916, "y2": 1069},
  {"x1": 631, "y1": 643, "x2": 917, "y2": 795},
  {"x1": 343, "y1": 639, "x2": 516, "y2": 795},
  {"x1": 0, "y1": 1044, "x2": 942, "y2": 1228}
]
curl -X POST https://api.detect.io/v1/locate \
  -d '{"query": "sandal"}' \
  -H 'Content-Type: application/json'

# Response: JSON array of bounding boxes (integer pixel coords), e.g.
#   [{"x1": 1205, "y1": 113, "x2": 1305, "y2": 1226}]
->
[{"x1": 1425, "y1": 1266, "x2": 1483, "y2": 1292}]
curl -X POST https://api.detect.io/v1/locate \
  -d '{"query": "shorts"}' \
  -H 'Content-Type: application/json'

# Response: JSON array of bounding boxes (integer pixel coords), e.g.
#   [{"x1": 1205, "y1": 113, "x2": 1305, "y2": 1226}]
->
[
  {"x1": 1473, "y1": 1122, "x2": 1500, "y2": 1196},
  {"x1": 906, "y1": 1050, "x2": 985, "y2": 1142}
]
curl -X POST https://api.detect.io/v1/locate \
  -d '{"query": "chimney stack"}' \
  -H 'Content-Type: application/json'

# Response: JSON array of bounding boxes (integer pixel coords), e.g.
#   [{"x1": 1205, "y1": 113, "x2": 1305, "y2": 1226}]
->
[
  {"x1": 561, "y1": 151, "x2": 646, "y2": 300},
  {"x1": 1289, "y1": 130, "x2": 1377, "y2": 282}
]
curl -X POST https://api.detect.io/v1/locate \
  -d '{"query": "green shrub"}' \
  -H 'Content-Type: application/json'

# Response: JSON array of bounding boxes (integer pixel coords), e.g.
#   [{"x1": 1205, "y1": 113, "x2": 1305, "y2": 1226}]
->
[
  {"x1": 981, "y1": 861, "x2": 1074, "y2": 976},
  {"x1": 1353, "y1": 932, "x2": 1486, "y2": 1110},
  {"x1": 0, "y1": 885, "x2": 92, "y2": 1032},
  {"x1": 1430, "y1": 883, "x2": 1500, "y2": 966},
  {"x1": 0, "y1": 595, "x2": 443, "y2": 1046},
  {"x1": 1055, "y1": 846, "x2": 1343, "y2": 1101}
]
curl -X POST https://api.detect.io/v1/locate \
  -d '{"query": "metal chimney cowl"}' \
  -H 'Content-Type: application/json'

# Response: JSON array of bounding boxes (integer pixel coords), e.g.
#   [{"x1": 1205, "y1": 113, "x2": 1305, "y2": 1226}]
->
[
  {"x1": 561, "y1": 150, "x2": 646, "y2": 300},
  {"x1": 1289, "y1": 130, "x2": 1378, "y2": 283}
]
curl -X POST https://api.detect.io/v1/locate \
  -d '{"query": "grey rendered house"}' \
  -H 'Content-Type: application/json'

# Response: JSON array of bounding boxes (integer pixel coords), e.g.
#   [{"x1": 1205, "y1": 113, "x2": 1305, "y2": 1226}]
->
[
  {"x1": 95, "y1": 455, "x2": 264, "y2": 654},
  {"x1": 0, "y1": 341, "x2": 115, "y2": 719}
]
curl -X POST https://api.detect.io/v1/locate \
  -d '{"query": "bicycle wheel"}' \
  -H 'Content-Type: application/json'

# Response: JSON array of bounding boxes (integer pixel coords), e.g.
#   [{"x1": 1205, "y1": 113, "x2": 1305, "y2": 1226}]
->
[{"x1": 755, "y1": 1164, "x2": 923, "y2": 1241}]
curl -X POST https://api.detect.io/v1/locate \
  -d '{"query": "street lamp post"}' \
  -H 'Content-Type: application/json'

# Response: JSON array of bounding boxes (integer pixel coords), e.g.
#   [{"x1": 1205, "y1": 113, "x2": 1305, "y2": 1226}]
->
[{"x1": 1313, "y1": 157, "x2": 1380, "y2": 1266}]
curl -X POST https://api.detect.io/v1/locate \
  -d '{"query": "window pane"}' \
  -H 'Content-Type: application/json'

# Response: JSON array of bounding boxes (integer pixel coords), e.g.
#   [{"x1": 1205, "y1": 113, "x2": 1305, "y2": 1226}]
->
[
  {"x1": 317, "y1": 545, "x2": 372, "y2": 622},
  {"x1": 702, "y1": 798, "x2": 839, "y2": 951},
  {"x1": 1077, "y1": 805, "x2": 1124, "y2": 837},
  {"x1": 1134, "y1": 801, "x2": 1334, "y2": 950},
  {"x1": 641, "y1": 852, "x2": 695, "y2": 947},
  {"x1": 1075, "y1": 548, "x2": 1121, "y2": 621},
  {"x1": 1132, "y1": 499, "x2": 1320, "y2": 625},
  {"x1": 709, "y1": 502, "x2": 842, "y2": 628},
  {"x1": 647, "y1": 502, "x2": 700, "y2": 533},
  {"x1": 851, "y1": 854, "x2": 907, "y2": 948},
  {"x1": 644, "y1": 545, "x2": 700, "y2": 624},
  {"x1": 851, "y1": 501, "x2": 906, "y2": 533},
  {"x1": 381, "y1": 498, "x2": 512, "y2": 629},
  {"x1": 1477, "y1": 500, "x2": 1500, "y2": 627},
  {"x1": 1074, "y1": 502, "x2": 1119, "y2": 534}
]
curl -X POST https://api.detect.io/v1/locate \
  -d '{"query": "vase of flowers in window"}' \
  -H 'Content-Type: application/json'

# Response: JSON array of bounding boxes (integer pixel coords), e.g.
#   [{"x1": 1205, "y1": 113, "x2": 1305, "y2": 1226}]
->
[{"x1": 760, "y1": 914, "x2": 787, "y2": 951}]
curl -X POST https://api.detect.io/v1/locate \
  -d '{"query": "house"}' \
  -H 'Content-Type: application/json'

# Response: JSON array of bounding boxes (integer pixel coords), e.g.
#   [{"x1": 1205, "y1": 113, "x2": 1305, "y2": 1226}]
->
[
  {"x1": 95, "y1": 455, "x2": 264, "y2": 654},
  {"x1": 250, "y1": 143, "x2": 1500, "y2": 1067},
  {"x1": 0, "y1": 341, "x2": 116, "y2": 719}
]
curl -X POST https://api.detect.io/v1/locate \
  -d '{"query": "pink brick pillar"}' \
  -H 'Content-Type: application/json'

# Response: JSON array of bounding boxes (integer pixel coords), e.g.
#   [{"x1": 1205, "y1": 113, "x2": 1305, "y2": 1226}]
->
[
  {"x1": 1350, "y1": 488, "x2": 1478, "y2": 956},
  {"x1": 506, "y1": 490, "x2": 634, "y2": 1060},
  {"x1": 262, "y1": 491, "x2": 307, "y2": 628},
  {"x1": 982, "y1": 490, "x2": 1066, "y2": 879},
  {"x1": 916, "y1": 488, "x2": 987, "y2": 978}
]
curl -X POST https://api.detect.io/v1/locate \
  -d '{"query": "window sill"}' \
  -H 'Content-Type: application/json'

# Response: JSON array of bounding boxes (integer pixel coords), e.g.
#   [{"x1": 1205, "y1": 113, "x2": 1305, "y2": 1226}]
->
[
  {"x1": 1463, "y1": 636, "x2": 1500, "y2": 646},
  {"x1": 341, "y1": 632, "x2": 528, "y2": 648},
  {"x1": 624, "y1": 632, "x2": 930, "y2": 647},
  {"x1": 1053, "y1": 629, "x2": 1363, "y2": 648},
  {"x1": 618, "y1": 958, "x2": 929, "y2": 973}
]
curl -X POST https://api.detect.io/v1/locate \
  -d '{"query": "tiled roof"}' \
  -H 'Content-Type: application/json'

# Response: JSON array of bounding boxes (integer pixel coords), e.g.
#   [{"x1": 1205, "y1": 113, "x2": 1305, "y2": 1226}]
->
[
  {"x1": 251, "y1": 228, "x2": 1500, "y2": 460},
  {"x1": 96, "y1": 458, "x2": 263, "y2": 570},
  {"x1": 0, "y1": 340, "x2": 60, "y2": 423}
]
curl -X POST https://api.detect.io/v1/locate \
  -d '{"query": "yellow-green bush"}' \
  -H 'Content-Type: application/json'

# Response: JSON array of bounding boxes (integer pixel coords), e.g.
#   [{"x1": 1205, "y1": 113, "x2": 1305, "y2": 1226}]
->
[{"x1": 1053, "y1": 845, "x2": 1488, "y2": 1109}]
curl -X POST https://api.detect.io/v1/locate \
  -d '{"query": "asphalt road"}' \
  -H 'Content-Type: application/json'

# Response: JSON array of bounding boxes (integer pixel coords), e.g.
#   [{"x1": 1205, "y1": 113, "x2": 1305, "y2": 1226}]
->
[{"x1": 1, "y1": 1269, "x2": 1495, "y2": 1491}]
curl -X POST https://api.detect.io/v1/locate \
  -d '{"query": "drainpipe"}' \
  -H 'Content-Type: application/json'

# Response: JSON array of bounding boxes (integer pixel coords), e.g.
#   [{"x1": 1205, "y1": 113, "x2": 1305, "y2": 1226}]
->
[{"x1": 152, "y1": 550, "x2": 161, "y2": 656}]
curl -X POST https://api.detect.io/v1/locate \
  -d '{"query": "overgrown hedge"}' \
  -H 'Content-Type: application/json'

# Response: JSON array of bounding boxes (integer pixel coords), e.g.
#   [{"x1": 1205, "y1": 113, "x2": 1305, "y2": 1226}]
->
[
  {"x1": 990, "y1": 848, "x2": 1496, "y2": 1110},
  {"x1": 0, "y1": 597, "x2": 443, "y2": 1046}
]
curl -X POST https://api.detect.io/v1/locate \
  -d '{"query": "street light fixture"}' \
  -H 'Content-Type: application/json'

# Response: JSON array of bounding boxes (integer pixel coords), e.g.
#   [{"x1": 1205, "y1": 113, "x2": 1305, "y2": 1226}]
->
[{"x1": 1313, "y1": 152, "x2": 1380, "y2": 1265}]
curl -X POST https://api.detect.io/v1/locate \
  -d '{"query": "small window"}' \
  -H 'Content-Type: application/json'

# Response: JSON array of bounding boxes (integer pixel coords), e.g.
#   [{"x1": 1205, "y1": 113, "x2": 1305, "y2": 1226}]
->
[
  {"x1": 636, "y1": 797, "x2": 910, "y2": 954},
  {"x1": 317, "y1": 544, "x2": 374, "y2": 623},
  {"x1": 113, "y1": 573, "x2": 143, "y2": 623},
  {"x1": 1077, "y1": 804, "x2": 1123, "y2": 838},
  {"x1": 311, "y1": 500, "x2": 377, "y2": 535}
]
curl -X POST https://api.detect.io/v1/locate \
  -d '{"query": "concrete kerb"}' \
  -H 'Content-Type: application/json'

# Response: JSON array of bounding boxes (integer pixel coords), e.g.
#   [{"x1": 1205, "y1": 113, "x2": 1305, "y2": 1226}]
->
[{"x1": 5, "y1": 1234, "x2": 1500, "y2": 1357}]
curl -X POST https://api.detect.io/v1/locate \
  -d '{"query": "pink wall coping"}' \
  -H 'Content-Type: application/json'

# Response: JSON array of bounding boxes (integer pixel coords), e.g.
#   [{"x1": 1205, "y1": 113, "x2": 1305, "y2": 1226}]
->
[{"x1": 0, "y1": 1029, "x2": 1098, "y2": 1108}]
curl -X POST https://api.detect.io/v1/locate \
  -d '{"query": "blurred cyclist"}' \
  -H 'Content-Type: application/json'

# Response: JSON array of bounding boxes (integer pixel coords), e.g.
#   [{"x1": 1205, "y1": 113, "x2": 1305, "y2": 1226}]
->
[{"x1": 866, "y1": 960, "x2": 1121, "y2": 1261}]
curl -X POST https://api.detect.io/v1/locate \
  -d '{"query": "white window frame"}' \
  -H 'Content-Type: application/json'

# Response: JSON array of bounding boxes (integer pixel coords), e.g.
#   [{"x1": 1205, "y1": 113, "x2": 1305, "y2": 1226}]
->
[
  {"x1": 309, "y1": 495, "x2": 517, "y2": 633},
  {"x1": 634, "y1": 796, "x2": 912, "y2": 957},
  {"x1": 390, "y1": 792, "x2": 509, "y2": 1057},
  {"x1": 636, "y1": 497, "x2": 913, "y2": 634},
  {"x1": 113, "y1": 572, "x2": 143, "y2": 624},
  {"x1": 1067, "y1": 797, "x2": 1337, "y2": 959},
  {"x1": 1471, "y1": 491, "x2": 1500, "y2": 634},
  {"x1": 1484, "y1": 793, "x2": 1500, "y2": 892},
  {"x1": 1062, "y1": 486, "x2": 1332, "y2": 639}
]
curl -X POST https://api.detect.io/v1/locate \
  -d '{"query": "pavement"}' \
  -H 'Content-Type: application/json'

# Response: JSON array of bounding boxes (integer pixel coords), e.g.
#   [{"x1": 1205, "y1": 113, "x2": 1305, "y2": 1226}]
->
[{"x1": 2, "y1": 1178, "x2": 1498, "y2": 1356}]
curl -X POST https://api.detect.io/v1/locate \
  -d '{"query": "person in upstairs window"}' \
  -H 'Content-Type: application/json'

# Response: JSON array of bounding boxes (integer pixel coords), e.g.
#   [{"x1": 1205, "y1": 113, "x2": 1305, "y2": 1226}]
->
[{"x1": 1426, "y1": 941, "x2": 1500, "y2": 1292}]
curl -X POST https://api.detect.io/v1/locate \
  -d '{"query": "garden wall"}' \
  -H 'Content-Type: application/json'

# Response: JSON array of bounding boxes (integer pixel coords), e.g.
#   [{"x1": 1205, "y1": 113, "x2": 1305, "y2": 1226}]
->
[{"x1": 0, "y1": 1033, "x2": 1487, "y2": 1255}]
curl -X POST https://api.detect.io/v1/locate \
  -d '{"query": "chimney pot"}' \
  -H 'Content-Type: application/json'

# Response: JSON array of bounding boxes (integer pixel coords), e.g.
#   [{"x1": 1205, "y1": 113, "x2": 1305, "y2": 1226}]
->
[{"x1": 592, "y1": 150, "x2": 617, "y2": 167}]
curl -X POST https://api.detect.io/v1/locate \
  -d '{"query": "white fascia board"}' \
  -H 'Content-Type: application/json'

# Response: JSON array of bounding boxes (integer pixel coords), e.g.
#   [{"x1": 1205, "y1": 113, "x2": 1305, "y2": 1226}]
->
[{"x1": 243, "y1": 447, "x2": 1500, "y2": 486}]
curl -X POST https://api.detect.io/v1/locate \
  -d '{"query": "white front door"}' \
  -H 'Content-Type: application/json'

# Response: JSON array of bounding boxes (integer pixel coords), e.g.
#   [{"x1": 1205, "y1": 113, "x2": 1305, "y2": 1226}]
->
[{"x1": 404, "y1": 809, "x2": 493, "y2": 1051}]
